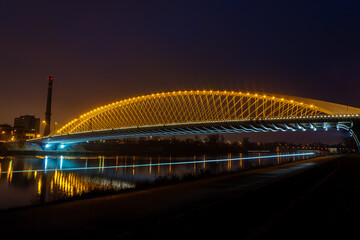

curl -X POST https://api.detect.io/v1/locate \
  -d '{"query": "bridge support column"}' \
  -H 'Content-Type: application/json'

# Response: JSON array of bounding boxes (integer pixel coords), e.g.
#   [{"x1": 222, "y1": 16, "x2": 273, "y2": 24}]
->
[{"x1": 350, "y1": 122, "x2": 360, "y2": 152}]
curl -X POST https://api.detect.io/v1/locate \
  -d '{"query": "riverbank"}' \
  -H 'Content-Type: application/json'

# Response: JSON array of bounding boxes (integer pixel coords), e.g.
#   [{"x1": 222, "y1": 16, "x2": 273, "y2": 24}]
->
[
  {"x1": 1, "y1": 153, "x2": 357, "y2": 239},
  {"x1": 1, "y1": 140, "x2": 341, "y2": 157}
]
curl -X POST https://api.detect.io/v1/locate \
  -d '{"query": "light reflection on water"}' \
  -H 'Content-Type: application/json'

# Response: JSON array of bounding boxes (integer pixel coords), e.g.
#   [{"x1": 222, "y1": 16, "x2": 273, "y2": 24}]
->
[{"x1": 0, "y1": 152, "x2": 319, "y2": 210}]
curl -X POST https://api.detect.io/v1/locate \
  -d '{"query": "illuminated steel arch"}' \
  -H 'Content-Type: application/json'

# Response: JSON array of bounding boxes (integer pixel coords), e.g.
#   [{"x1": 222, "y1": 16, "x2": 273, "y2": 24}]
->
[{"x1": 56, "y1": 90, "x2": 334, "y2": 135}]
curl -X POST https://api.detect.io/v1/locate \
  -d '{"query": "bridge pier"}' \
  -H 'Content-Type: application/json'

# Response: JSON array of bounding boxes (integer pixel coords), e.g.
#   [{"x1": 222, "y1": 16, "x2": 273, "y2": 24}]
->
[{"x1": 350, "y1": 122, "x2": 360, "y2": 152}]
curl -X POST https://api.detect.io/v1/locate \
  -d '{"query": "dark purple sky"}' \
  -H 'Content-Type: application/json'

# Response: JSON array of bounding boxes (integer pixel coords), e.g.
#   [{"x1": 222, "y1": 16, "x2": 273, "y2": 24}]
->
[{"x1": 1, "y1": 0, "x2": 359, "y2": 143}]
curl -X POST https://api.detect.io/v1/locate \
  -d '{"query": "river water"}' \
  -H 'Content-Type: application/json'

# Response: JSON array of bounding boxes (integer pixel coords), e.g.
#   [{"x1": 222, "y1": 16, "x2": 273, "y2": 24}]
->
[{"x1": 0, "y1": 152, "x2": 318, "y2": 210}]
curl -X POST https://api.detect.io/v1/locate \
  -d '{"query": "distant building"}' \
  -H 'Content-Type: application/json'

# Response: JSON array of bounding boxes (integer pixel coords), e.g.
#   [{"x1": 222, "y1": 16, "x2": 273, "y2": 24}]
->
[
  {"x1": 13, "y1": 115, "x2": 40, "y2": 140},
  {"x1": 0, "y1": 124, "x2": 13, "y2": 142}
]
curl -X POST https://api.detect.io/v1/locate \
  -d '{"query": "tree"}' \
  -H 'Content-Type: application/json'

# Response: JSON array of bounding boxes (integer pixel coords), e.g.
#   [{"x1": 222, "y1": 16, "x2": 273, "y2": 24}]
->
[
  {"x1": 242, "y1": 137, "x2": 250, "y2": 150},
  {"x1": 205, "y1": 134, "x2": 220, "y2": 147}
]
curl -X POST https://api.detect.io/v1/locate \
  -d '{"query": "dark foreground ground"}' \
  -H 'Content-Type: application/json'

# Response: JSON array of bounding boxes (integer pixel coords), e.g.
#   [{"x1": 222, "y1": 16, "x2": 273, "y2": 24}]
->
[{"x1": 1, "y1": 154, "x2": 359, "y2": 239}]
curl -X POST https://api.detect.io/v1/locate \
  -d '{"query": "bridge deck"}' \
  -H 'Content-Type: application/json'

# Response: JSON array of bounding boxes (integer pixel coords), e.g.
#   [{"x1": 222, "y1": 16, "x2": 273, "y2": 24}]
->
[{"x1": 29, "y1": 115, "x2": 360, "y2": 148}]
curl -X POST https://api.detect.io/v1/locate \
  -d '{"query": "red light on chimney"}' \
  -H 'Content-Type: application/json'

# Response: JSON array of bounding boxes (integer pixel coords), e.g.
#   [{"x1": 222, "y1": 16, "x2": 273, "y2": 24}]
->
[{"x1": 48, "y1": 76, "x2": 53, "y2": 81}]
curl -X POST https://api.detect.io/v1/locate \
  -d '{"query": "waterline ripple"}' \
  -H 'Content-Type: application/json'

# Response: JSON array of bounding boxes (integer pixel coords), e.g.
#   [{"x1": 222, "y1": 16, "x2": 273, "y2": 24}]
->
[{"x1": 1, "y1": 152, "x2": 314, "y2": 174}]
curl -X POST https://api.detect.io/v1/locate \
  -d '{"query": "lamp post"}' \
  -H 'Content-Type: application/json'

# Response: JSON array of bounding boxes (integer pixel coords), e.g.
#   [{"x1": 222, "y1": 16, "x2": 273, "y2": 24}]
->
[
  {"x1": 54, "y1": 122, "x2": 58, "y2": 132},
  {"x1": 41, "y1": 120, "x2": 46, "y2": 136}
]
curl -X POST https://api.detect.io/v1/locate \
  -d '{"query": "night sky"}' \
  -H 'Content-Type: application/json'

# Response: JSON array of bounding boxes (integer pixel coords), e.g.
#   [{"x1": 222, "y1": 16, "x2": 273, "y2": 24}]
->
[{"x1": 1, "y1": 0, "x2": 360, "y2": 143}]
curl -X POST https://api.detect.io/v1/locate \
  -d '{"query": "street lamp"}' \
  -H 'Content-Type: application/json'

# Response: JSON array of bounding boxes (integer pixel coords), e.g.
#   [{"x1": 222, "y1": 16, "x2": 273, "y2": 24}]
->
[
  {"x1": 54, "y1": 122, "x2": 58, "y2": 132},
  {"x1": 41, "y1": 120, "x2": 46, "y2": 135}
]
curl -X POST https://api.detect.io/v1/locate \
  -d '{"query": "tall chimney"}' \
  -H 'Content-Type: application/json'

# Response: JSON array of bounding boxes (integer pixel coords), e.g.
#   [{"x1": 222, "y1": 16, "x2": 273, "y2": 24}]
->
[{"x1": 44, "y1": 76, "x2": 54, "y2": 136}]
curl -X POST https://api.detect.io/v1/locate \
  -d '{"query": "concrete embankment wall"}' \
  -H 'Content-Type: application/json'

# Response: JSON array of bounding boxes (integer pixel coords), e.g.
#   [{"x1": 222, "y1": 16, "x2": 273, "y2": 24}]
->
[{"x1": 0, "y1": 142, "x2": 87, "y2": 155}]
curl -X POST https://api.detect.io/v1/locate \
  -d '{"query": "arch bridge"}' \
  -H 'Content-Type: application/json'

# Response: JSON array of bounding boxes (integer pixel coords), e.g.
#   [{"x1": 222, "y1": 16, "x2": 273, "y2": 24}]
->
[{"x1": 30, "y1": 90, "x2": 360, "y2": 150}]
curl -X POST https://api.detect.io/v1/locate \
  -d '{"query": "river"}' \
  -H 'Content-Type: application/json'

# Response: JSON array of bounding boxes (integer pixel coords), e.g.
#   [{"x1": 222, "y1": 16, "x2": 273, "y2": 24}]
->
[{"x1": 0, "y1": 151, "x2": 319, "y2": 210}]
